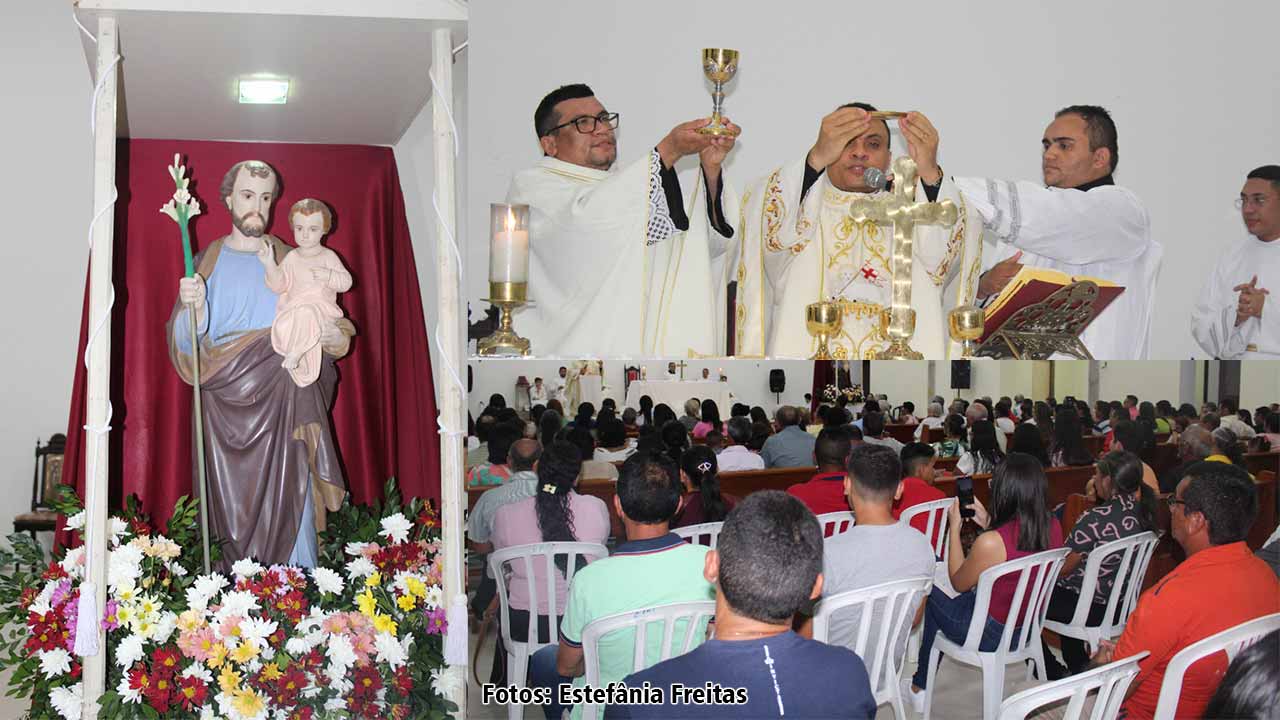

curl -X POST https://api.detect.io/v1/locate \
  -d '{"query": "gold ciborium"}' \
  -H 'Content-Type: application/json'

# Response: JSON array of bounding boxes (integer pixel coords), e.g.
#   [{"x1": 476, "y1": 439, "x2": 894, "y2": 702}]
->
[
  {"x1": 697, "y1": 48, "x2": 739, "y2": 136},
  {"x1": 806, "y1": 301, "x2": 842, "y2": 360},
  {"x1": 948, "y1": 305, "x2": 985, "y2": 358},
  {"x1": 871, "y1": 307, "x2": 924, "y2": 360}
]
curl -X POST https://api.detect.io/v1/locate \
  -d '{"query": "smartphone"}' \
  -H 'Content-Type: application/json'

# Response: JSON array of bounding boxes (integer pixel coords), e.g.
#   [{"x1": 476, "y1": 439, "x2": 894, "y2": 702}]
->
[{"x1": 955, "y1": 475, "x2": 975, "y2": 519}]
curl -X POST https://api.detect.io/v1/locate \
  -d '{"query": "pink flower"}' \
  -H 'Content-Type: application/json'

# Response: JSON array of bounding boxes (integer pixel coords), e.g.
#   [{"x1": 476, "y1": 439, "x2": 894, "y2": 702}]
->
[
  {"x1": 177, "y1": 626, "x2": 217, "y2": 662},
  {"x1": 425, "y1": 607, "x2": 447, "y2": 635},
  {"x1": 102, "y1": 600, "x2": 120, "y2": 631}
]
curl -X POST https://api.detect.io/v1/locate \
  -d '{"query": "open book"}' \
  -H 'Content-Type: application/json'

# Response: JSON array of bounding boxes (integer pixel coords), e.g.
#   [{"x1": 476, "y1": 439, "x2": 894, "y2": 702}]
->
[{"x1": 981, "y1": 267, "x2": 1124, "y2": 342}]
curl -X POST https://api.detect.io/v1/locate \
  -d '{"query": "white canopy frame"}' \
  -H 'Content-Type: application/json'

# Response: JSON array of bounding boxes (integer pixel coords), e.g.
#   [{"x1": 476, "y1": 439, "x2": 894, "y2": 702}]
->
[{"x1": 71, "y1": 1, "x2": 469, "y2": 716}]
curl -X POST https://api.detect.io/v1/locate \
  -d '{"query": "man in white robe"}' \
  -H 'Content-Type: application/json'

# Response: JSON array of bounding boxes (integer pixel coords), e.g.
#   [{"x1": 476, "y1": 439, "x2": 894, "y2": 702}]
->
[
  {"x1": 1192, "y1": 165, "x2": 1280, "y2": 358},
  {"x1": 529, "y1": 377, "x2": 550, "y2": 406},
  {"x1": 735, "y1": 104, "x2": 982, "y2": 359},
  {"x1": 954, "y1": 105, "x2": 1162, "y2": 360},
  {"x1": 506, "y1": 84, "x2": 740, "y2": 357},
  {"x1": 547, "y1": 366, "x2": 567, "y2": 406}
]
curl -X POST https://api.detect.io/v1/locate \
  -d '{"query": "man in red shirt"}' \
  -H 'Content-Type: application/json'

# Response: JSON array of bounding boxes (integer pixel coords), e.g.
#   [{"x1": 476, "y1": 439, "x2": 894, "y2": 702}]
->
[
  {"x1": 1093, "y1": 461, "x2": 1280, "y2": 720},
  {"x1": 786, "y1": 427, "x2": 852, "y2": 515},
  {"x1": 891, "y1": 442, "x2": 947, "y2": 546}
]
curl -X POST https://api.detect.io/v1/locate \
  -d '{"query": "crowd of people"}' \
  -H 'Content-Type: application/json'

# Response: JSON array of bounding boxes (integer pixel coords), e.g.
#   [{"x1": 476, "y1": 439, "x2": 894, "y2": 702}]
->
[{"x1": 465, "y1": 390, "x2": 1280, "y2": 718}]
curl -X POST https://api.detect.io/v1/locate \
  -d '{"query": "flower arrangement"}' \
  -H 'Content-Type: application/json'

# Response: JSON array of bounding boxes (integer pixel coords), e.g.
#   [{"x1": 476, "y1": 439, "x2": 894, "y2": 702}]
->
[
  {"x1": 0, "y1": 480, "x2": 457, "y2": 719},
  {"x1": 821, "y1": 383, "x2": 864, "y2": 405}
]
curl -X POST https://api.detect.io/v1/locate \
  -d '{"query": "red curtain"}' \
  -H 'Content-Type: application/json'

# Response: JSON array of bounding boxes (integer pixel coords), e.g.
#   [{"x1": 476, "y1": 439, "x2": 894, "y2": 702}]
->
[
  {"x1": 60, "y1": 140, "x2": 440, "y2": 541},
  {"x1": 811, "y1": 360, "x2": 835, "y2": 415}
]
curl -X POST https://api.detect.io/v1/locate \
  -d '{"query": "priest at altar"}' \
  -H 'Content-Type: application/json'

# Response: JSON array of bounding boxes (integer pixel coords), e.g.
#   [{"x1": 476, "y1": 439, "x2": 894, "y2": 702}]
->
[
  {"x1": 734, "y1": 104, "x2": 982, "y2": 359},
  {"x1": 956, "y1": 105, "x2": 1162, "y2": 360},
  {"x1": 1192, "y1": 165, "x2": 1280, "y2": 359},
  {"x1": 506, "y1": 84, "x2": 741, "y2": 357}
]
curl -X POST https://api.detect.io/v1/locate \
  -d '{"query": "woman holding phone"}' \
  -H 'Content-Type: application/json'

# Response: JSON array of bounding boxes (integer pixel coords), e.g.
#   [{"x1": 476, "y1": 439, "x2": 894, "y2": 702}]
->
[{"x1": 902, "y1": 452, "x2": 1065, "y2": 711}]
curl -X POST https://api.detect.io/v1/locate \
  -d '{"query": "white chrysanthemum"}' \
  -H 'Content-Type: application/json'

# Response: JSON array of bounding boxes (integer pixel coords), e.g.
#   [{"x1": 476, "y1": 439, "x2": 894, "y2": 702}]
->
[
  {"x1": 182, "y1": 663, "x2": 214, "y2": 682},
  {"x1": 148, "y1": 536, "x2": 182, "y2": 560},
  {"x1": 166, "y1": 560, "x2": 189, "y2": 577},
  {"x1": 423, "y1": 585, "x2": 443, "y2": 610},
  {"x1": 49, "y1": 682, "x2": 83, "y2": 720},
  {"x1": 109, "y1": 517, "x2": 130, "y2": 546},
  {"x1": 115, "y1": 633, "x2": 145, "y2": 669},
  {"x1": 344, "y1": 541, "x2": 373, "y2": 557},
  {"x1": 379, "y1": 513, "x2": 413, "y2": 544},
  {"x1": 344, "y1": 556, "x2": 376, "y2": 581},
  {"x1": 311, "y1": 567, "x2": 344, "y2": 595},
  {"x1": 29, "y1": 580, "x2": 59, "y2": 616},
  {"x1": 186, "y1": 573, "x2": 229, "y2": 611},
  {"x1": 373, "y1": 631, "x2": 407, "y2": 670},
  {"x1": 107, "y1": 544, "x2": 145, "y2": 591},
  {"x1": 431, "y1": 666, "x2": 465, "y2": 699},
  {"x1": 38, "y1": 648, "x2": 73, "y2": 679},
  {"x1": 214, "y1": 590, "x2": 259, "y2": 621},
  {"x1": 231, "y1": 558, "x2": 264, "y2": 580},
  {"x1": 152, "y1": 611, "x2": 178, "y2": 645},
  {"x1": 284, "y1": 636, "x2": 310, "y2": 655},
  {"x1": 198, "y1": 704, "x2": 219, "y2": 720},
  {"x1": 325, "y1": 632, "x2": 357, "y2": 671},
  {"x1": 239, "y1": 617, "x2": 277, "y2": 650},
  {"x1": 117, "y1": 672, "x2": 142, "y2": 704},
  {"x1": 64, "y1": 511, "x2": 86, "y2": 531},
  {"x1": 58, "y1": 546, "x2": 86, "y2": 579},
  {"x1": 323, "y1": 696, "x2": 348, "y2": 712}
]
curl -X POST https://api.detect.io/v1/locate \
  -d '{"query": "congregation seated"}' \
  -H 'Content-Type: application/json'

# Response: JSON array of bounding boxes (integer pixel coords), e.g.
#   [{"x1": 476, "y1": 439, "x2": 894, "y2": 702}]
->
[
  {"x1": 1050, "y1": 404, "x2": 1095, "y2": 468},
  {"x1": 466, "y1": 439, "x2": 542, "y2": 626},
  {"x1": 620, "y1": 407, "x2": 640, "y2": 436},
  {"x1": 914, "y1": 401, "x2": 945, "y2": 440},
  {"x1": 1009, "y1": 422, "x2": 1051, "y2": 466},
  {"x1": 1219, "y1": 396, "x2": 1257, "y2": 440},
  {"x1": 817, "y1": 445, "x2": 936, "y2": 653},
  {"x1": 564, "y1": 426, "x2": 620, "y2": 481},
  {"x1": 691, "y1": 398, "x2": 725, "y2": 440},
  {"x1": 861, "y1": 411, "x2": 903, "y2": 455},
  {"x1": 490, "y1": 442, "x2": 611, "y2": 683},
  {"x1": 569, "y1": 402, "x2": 597, "y2": 432},
  {"x1": 679, "y1": 398, "x2": 701, "y2": 433},
  {"x1": 608, "y1": 492, "x2": 877, "y2": 719},
  {"x1": 786, "y1": 427, "x2": 852, "y2": 515},
  {"x1": 1095, "y1": 461, "x2": 1280, "y2": 720},
  {"x1": 468, "y1": 419, "x2": 521, "y2": 487},
  {"x1": 716, "y1": 416, "x2": 764, "y2": 472},
  {"x1": 532, "y1": 451, "x2": 715, "y2": 720},
  {"x1": 1110, "y1": 419, "x2": 1160, "y2": 491},
  {"x1": 905, "y1": 452, "x2": 1065, "y2": 712},
  {"x1": 593, "y1": 418, "x2": 635, "y2": 463},
  {"x1": 892, "y1": 442, "x2": 948, "y2": 539},
  {"x1": 931, "y1": 413, "x2": 967, "y2": 458},
  {"x1": 672, "y1": 445, "x2": 738, "y2": 528},
  {"x1": 703, "y1": 429, "x2": 724, "y2": 453},
  {"x1": 1159, "y1": 424, "x2": 1214, "y2": 493},
  {"x1": 957, "y1": 419, "x2": 1005, "y2": 476},
  {"x1": 1042, "y1": 450, "x2": 1158, "y2": 679},
  {"x1": 1203, "y1": 629, "x2": 1280, "y2": 719},
  {"x1": 761, "y1": 405, "x2": 816, "y2": 469}
]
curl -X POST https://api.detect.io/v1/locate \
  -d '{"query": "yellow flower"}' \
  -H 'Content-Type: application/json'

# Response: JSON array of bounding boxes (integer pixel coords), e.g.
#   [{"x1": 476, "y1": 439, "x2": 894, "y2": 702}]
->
[
  {"x1": 231, "y1": 688, "x2": 265, "y2": 717},
  {"x1": 396, "y1": 594, "x2": 417, "y2": 612},
  {"x1": 405, "y1": 576, "x2": 427, "y2": 599},
  {"x1": 142, "y1": 576, "x2": 154, "y2": 589},
  {"x1": 114, "y1": 605, "x2": 134, "y2": 626},
  {"x1": 177, "y1": 609, "x2": 204, "y2": 633},
  {"x1": 356, "y1": 589, "x2": 377, "y2": 618},
  {"x1": 218, "y1": 665, "x2": 242, "y2": 693},
  {"x1": 372, "y1": 613, "x2": 398, "y2": 636},
  {"x1": 206, "y1": 643, "x2": 228, "y2": 669},
  {"x1": 259, "y1": 662, "x2": 282, "y2": 682},
  {"x1": 230, "y1": 641, "x2": 259, "y2": 664},
  {"x1": 366, "y1": 572, "x2": 382, "y2": 588}
]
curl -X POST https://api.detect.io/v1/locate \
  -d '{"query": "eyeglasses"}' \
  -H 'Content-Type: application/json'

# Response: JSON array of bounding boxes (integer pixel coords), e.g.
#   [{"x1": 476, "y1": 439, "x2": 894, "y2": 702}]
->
[
  {"x1": 1165, "y1": 495, "x2": 1186, "y2": 510},
  {"x1": 542, "y1": 112, "x2": 620, "y2": 137},
  {"x1": 1235, "y1": 195, "x2": 1272, "y2": 210}
]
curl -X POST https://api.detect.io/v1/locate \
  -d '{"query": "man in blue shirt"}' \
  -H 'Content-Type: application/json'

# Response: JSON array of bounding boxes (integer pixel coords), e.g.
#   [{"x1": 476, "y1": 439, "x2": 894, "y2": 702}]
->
[
  {"x1": 606, "y1": 491, "x2": 877, "y2": 719},
  {"x1": 760, "y1": 406, "x2": 816, "y2": 468}
]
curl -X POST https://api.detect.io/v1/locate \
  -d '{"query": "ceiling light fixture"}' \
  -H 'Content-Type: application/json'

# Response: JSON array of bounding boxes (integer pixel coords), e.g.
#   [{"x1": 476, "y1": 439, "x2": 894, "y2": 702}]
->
[{"x1": 238, "y1": 78, "x2": 290, "y2": 105}]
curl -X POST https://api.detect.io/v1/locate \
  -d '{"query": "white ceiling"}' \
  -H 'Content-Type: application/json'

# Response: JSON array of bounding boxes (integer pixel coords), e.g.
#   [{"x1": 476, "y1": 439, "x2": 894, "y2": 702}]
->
[{"x1": 73, "y1": 0, "x2": 467, "y2": 145}]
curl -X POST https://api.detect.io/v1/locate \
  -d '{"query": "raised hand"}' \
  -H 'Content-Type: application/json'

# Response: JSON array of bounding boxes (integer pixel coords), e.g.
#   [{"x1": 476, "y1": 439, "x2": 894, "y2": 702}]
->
[
  {"x1": 656, "y1": 118, "x2": 718, "y2": 168},
  {"x1": 899, "y1": 112, "x2": 942, "y2": 185},
  {"x1": 807, "y1": 106, "x2": 873, "y2": 171},
  {"x1": 978, "y1": 250, "x2": 1024, "y2": 298},
  {"x1": 1233, "y1": 275, "x2": 1269, "y2": 326},
  {"x1": 699, "y1": 118, "x2": 741, "y2": 188},
  {"x1": 256, "y1": 239, "x2": 275, "y2": 266}
]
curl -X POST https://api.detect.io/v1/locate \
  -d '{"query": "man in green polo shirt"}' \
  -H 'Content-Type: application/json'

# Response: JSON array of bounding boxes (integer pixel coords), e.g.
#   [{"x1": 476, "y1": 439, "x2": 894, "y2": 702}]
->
[{"x1": 527, "y1": 451, "x2": 716, "y2": 719}]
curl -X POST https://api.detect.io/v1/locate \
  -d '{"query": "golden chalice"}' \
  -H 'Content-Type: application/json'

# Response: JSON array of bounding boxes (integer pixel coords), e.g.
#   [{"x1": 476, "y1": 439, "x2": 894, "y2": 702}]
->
[
  {"x1": 948, "y1": 305, "x2": 985, "y2": 358},
  {"x1": 806, "y1": 301, "x2": 843, "y2": 360},
  {"x1": 697, "y1": 48, "x2": 739, "y2": 136},
  {"x1": 871, "y1": 307, "x2": 923, "y2": 360}
]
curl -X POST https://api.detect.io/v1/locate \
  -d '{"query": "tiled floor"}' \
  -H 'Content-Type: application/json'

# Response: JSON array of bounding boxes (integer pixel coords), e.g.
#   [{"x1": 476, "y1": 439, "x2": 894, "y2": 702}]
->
[{"x1": 464, "y1": 624, "x2": 1052, "y2": 719}]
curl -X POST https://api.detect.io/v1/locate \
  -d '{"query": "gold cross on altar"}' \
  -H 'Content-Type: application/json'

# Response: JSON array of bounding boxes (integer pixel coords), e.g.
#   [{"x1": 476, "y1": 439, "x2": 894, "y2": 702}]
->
[
  {"x1": 675, "y1": 360, "x2": 688, "y2": 380},
  {"x1": 845, "y1": 156, "x2": 959, "y2": 359}
]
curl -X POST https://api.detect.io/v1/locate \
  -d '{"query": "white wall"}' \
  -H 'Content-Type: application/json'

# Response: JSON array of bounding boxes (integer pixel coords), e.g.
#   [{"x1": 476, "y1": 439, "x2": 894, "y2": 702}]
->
[
  {"x1": 0, "y1": 2, "x2": 94, "y2": 539},
  {"x1": 469, "y1": 0, "x2": 1280, "y2": 360},
  {"x1": 469, "y1": 359, "x2": 815, "y2": 418},
  {"x1": 1096, "y1": 361, "x2": 1184, "y2": 405},
  {"x1": 1239, "y1": 361, "x2": 1280, "y2": 409}
]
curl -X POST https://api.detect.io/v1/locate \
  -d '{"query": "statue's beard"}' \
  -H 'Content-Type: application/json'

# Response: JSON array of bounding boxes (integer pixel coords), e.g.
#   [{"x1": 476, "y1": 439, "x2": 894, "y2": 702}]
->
[{"x1": 233, "y1": 211, "x2": 267, "y2": 237}]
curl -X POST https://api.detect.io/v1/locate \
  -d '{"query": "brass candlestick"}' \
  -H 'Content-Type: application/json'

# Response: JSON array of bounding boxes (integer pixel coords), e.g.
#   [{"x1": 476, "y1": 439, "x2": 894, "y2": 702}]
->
[
  {"x1": 948, "y1": 305, "x2": 985, "y2": 358},
  {"x1": 478, "y1": 281, "x2": 531, "y2": 356},
  {"x1": 806, "y1": 301, "x2": 843, "y2": 360},
  {"x1": 697, "y1": 48, "x2": 739, "y2": 136}
]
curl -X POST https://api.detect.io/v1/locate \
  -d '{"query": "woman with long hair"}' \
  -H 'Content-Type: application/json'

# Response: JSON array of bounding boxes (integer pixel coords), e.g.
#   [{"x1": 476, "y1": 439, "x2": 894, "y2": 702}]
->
[
  {"x1": 674, "y1": 445, "x2": 737, "y2": 528},
  {"x1": 957, "y1": 420, "x2": 1005, "y2": 475},
  {"x1": 538, "y1": 410, "x2": 563, "y2": 449},
  {"x1": 692, "y1": 399, "x2": 725, "y2": 440},
  {"x1": 907, "y1": 453, "x2": 1064, "y2": 703},
  {"x1": 1042, "y1": 451, "x2": 1156, "y2": 678},
  {"x1": 1050, "y1": 406, "x2": 1095, "y2": 467},
  {"x1": 1033, "y1": 401, "x2": 1055, "y2": 447},
  {"x1": 637, "y1": 395, "x2": 655, "y2": 427},
  {"x1": 1138, "y1": 401, "x2": 1163, "y2": 435},
  {"x1": 660, "y1": 420, "x2": 691, "y2": 466},
  {"x1": 1010, "y1": 423, "x2": 1050, "y2": 466},
  {"x1": 749, "y1": 406, "x2": 770, "y2": 427},
  {"x1": 932, "y1": 414, "x2": 967, "y2": 458},
  {"x1": 488, "y1": 441, "x2": 609, "y2": 681},
  {"x1": 572, "y1": 402, "x2": 596, "y2": 431},
  {"x1": 652, "y1": 403, "x2": 678, "y2": 431}
]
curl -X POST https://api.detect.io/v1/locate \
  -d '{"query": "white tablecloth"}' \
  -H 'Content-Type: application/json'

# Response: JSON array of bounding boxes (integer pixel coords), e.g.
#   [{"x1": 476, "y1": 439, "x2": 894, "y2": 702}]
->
[
  {"x1": 577, "y1": 375, "x2": 604, "y2": 408},
  {"x1": 624, "y1": 380, "x2": 732, "y2": 413}
]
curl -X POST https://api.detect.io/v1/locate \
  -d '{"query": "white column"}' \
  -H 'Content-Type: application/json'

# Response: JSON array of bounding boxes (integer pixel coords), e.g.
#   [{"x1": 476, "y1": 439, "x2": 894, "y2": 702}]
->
[
  {"x1": 431, "y1": 26, "x2": 468, "y2": 716},
  {"x1": 81, "y1": 14, "x2": 118, "y2": 720}
]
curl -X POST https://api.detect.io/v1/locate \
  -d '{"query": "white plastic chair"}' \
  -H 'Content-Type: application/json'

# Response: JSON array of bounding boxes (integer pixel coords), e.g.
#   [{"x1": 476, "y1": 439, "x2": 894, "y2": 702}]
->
[
  {"x1": 1152, "y1": 612, "x2": 1280, "y2": 720},
  {"x1": 898, "y1": 498, "x2": 952, "y2": 559},
  {"x1": 489, "y1": 541, "x2": 609, "y2": 720},
  {"x1": 817, "y1": 510, "x2": 856, "y2": 537},
  {"x1": 580, "y1": 600, "x2": 717, "y2": 719},
  {"x1": 923, "y1": 547, "x2": 1071, "y2": 720},
  {"x1": 672, "y1": 521, "x2": 724, "y2": 548},
  {"x1": 1044, "y1": 531, "x2": 1159, "y2": 654},
  {"x1": 998, "y1": 651, "x2": 1148, "y2": 720},
  {"x1": 812, "y1": 576, "x2": 932, "y2": 718}
]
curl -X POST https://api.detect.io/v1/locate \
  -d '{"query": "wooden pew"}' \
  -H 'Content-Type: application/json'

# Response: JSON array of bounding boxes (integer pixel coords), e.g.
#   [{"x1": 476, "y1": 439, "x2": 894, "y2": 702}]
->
[
  {"x1": 936, "y1": 456, "x2": 959, "y2": 473},
  {"x1": 1249, "y1": 470, "x2": 1277, "y2": 552},
  {"x1": 886, "y1": 423, "x2": 917, "y2": 444},
  {"x1": 1141, "y1": 443, "x2": 1180, "y2": 477},
  {"x1": 1245, "y1": 451, "x2": 1280, "y2": 478},
  {"x1": 1082, "y1": 435, "x2": 1105, "y2": 458},
  {"x1": 924, "y1": 426, "x2": 944, "y2": 444}
]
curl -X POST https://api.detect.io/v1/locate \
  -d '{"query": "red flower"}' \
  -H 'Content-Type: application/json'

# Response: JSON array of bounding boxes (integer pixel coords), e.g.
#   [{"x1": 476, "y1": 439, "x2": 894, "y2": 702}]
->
[
  {"x1": 41, "y1": 561, "x2": 68, "y2": 582},
  {"x1": 143, "y1": 673, "x2": 173, "y2": 713},
  {"x1": 273, "y1": 667, "x2": 308, "y2": 706},
  {"x1": 176, "y1": 675, "x2": 208, "y2": 711},
  {"x1": 18, "y1": 586, "x2": 38, "y2": 609},
  {"x1": 25, "y1": 611, "x2": 66, "y2": 653},
  {"x1": 289, "y1": 707, "x2": 314, "y2": 720},
  {"x1": 151, "y1": 646, "x2": 182, "y2": 678},
  {"x1": 128, "y1": 517, "x2": 151, "y2": 536},
  {"x1": 128, "y1": 665, "x2": 152, "y2": 695},
  {"x1": 394, "y1": 666, "x2": 413, "y2": 695},
  {"x1": 352, "y1": 665, "x2": 383, "y2": 701}
]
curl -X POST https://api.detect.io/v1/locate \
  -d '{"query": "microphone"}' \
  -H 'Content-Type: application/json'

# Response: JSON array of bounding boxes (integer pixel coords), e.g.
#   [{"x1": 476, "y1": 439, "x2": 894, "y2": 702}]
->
[{"x1": 863, "y1": 167, "x2": 888, "y2": 191}]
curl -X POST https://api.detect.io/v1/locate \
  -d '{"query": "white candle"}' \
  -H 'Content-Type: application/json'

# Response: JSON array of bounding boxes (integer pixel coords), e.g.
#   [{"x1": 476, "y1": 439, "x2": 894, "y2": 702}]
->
[{"x1": 490, "y1": 227, "x2": 529, "y2": 283}]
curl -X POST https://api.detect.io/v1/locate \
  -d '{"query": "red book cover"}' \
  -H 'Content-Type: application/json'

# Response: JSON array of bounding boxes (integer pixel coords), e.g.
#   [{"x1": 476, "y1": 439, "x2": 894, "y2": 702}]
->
[{"x1": 981, "y1": 279, "x2": 1124, "y2": 342}]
